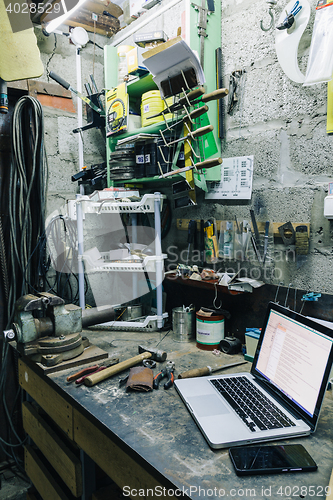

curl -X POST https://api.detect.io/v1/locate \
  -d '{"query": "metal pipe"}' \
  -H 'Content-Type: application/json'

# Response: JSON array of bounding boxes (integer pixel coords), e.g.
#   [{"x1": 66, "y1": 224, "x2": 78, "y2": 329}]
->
[
  {"x1": 81, "y1": 305, "x2": 115, "y2": 328},
  {"x1": 154, "y1": 192, "x2": 163, "y2": 329}
]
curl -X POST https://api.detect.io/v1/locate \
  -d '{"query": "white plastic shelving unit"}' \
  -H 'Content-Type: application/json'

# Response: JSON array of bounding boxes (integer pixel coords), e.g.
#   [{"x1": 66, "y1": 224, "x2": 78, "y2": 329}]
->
[{"x1": 72, "y1": 192, "x2": 167, "y2": 330}]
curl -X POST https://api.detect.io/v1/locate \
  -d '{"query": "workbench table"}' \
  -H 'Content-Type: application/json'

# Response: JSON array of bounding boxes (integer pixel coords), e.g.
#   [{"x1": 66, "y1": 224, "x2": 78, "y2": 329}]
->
[{"x1": 19, "y1": 328, "x2": 333, "y2": 500}]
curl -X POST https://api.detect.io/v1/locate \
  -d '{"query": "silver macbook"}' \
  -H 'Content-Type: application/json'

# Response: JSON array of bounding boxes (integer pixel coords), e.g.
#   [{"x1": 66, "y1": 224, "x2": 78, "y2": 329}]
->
[{"x1": 174, "y1": 302, "x2": 333, "y2": 449}]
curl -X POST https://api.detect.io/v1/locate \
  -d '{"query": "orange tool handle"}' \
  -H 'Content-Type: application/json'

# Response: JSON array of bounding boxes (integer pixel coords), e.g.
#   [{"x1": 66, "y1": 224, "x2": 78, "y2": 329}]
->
[
  {"x1": 67, "y1": 365, "x2": 99, "y2": 383},
  {"x1": 75, "y1": 366, "x2": 106, "y2": 385}
]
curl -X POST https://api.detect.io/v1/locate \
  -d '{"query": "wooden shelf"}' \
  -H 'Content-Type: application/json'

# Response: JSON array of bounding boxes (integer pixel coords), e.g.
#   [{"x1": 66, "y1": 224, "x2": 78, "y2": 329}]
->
[
  {"x1": 165, "y1": 274, "x2": 242, "y2": 295},
  {"x1": 176, "y1": 219, "x2": 310, "y2": 237}
]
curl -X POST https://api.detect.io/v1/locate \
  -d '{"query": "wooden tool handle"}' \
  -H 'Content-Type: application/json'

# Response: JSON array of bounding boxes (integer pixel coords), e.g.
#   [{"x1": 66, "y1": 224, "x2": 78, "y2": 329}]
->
[
  {"x1": 195, "y1": 157, "x2": 222, "y2": 170},
  {"x1": 191, "y1": 124, "x2": 214, "y2": 138},
  {"x1": 178, "y1": 367, "x2": 210, "y2": 379},
  {"x1": 189, "y1": 105, "x2": 208, "y2": 120},
  {"x1": 84, "y1": 352, "x2": 152, "y2": 386},
  {"x1": 179, "y1": 86, "x2": 205, "y2": 106},
  {"x1": 201, "y1": 88, "x2": 228, "y2": 103}
]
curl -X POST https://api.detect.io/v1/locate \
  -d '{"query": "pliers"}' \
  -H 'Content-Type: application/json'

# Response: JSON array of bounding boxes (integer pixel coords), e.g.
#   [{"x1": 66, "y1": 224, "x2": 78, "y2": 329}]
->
[{"x1": 153, "y1": 361, "x2": 175, "y2": 390}]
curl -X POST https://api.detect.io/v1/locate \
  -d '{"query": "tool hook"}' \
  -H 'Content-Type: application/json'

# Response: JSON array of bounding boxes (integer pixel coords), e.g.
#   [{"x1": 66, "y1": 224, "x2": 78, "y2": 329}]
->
[
  {"x1": 284, "y1": 283, "x2": 293, "y2": 308},
  {"x1": 274, "y1": 281, "x2": 284, "y2": 303},
  {"x1": 260, "y1": 7, "x2": 275, "y2": 31},
  {"x1": 260, "y1": 0, "x2": 277, "y2": 31},
  {"x1": 213, "y1": 282, "x2": 222, "y2": 309}
]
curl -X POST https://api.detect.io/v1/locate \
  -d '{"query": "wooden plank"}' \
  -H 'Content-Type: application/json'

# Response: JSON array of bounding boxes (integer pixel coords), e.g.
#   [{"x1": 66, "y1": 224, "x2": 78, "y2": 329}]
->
[
  {"x1": 176, "y1": 219, "x2": 310, "y2": 237},
  {"x1": 35, "y1": 344, "x2": 109, "y2": 375},
  {"x1": 27, "y1": 80, "x2": 71, "y2": 98},
  {"x1": 74, "y1": 408, "x2": 179, "y2": 499},
  {"x1": 22, "y1": 402, "x2": 82, "y2": 497},
  {"x1": 24, "y1": 444, "x2": 72, "y2": 500},
  {"x1": 19, "y1": 359, "x2": 73, "y2": 439}
]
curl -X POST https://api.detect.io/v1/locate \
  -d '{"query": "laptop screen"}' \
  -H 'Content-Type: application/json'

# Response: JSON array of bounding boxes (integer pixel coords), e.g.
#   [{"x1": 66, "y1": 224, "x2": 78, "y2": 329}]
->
[{"x1": 252, "y1": 303, "x2": 333, "y2": 430}]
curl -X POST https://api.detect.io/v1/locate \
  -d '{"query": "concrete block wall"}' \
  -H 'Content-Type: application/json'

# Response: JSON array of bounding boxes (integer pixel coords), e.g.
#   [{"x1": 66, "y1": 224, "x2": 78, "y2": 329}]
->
[
  {"x1": 162, "y1": 0, "x2": 333, "y2": 296},
  {"x1": 34, "y1": 27, "x2": 107, "y2": 217},
  {"x1": 36, "y1": 1, "x2": 333, "y2": 299}
]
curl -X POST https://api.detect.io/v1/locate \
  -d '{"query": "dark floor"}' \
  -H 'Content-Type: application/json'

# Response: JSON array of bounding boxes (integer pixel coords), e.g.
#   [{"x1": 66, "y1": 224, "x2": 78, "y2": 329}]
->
[{"x1": 0, "y1": 466, "x2": 30, "y2": 500}]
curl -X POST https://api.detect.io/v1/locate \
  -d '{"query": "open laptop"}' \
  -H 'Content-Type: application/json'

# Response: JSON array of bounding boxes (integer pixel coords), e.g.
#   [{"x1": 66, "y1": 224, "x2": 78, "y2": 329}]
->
[{"x1": 174, "y1": 302, "x2": 333, "y2": 449}]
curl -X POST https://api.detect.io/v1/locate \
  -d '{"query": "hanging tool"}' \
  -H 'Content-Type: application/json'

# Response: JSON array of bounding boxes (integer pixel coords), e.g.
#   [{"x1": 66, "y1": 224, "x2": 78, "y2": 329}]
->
[
  {"x1": 161, "y1": 104, "x2": 209, "y2": 130},
  {"x1": 49, "y1": 71, "x2": 104, "y2": 115},
  {"x1": 295, "y1": 225, "x2": 309, "y2": 268},
  {"x1": 263, "y1": 220, "x2": 270, "y2": 264},
  {"x1": 187, "y1": 220, "x2": 197, "y2": 264},
  {"x1": 159, "y1": 157, "x2": 222, "y2": 178},
  {"x1": 227, "y1": 70, "x2": 245, "y2": 114},
  {"x1": 178, "y1": 360, "x2": 248, "y2": 379},
  {"x1": 149, "y1": 87, "x2": 228, "y2": 120},
  {"x1": 276, "y1": 1, "x2": 302, "y2": 30},
  {"x1": 191, "y1": 0, "x2": 215, "y2": 68},
  {"x1": 200, "y1": 219, "x2": 205, "y2": 266},
  {"x1": 165, "y1": 124, "x2": 213, "y2": 146},
  {"x1": 153, "y1": 361, "x2": 175, "y2": 389},
  {"x1": 249, "y1": 209, "x2": 261, "y2": 249},
  {"x1": 204, "y1": 219, "x2": 218, "y2": 263},
  {"x1": 278, "y1": 221, "x2": 295, "y2": 246}
]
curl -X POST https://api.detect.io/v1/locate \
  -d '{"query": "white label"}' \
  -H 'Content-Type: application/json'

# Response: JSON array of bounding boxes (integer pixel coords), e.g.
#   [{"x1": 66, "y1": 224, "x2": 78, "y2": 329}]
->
[
  {"x1": 136, "y1": 155, "x2": 144, "y2": 164},
  {"x1": 143, "y1": 104, "x2": 149, "y2": 113}
]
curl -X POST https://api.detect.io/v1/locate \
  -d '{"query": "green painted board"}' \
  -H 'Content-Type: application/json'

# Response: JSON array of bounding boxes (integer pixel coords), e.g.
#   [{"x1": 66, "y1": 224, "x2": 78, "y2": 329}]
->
[{"x1": 189, "y1": 0, "x2": 222, "y2": 181}]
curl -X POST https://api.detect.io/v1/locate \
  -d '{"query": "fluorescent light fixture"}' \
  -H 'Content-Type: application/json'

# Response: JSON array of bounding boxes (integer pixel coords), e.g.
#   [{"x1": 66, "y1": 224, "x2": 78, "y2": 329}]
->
[{"x1": 43, "y1": 0, "x2": 88, "y2": 34}]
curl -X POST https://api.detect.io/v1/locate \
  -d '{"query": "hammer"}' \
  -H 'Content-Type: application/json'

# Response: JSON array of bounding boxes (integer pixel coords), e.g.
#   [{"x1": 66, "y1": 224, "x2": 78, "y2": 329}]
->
[{"x1": 84, "y1": 346, "x2": 167, "y2": 387}]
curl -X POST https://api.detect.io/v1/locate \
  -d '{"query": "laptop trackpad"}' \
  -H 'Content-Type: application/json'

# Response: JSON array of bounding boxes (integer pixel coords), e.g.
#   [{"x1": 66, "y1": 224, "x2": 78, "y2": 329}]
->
[{"x1": 187, "y1": 394, "x2": 230, "y2": 417}]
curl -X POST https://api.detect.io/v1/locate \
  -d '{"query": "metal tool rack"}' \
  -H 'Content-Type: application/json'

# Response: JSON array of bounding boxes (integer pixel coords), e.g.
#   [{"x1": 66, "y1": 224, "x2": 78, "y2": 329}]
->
[{"x1": 73, "y1": 192, "x2": 167, "y2": 331}]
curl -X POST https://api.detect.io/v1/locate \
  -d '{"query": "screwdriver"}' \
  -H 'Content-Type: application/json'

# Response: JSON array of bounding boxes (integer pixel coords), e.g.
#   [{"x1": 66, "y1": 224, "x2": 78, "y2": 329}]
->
[
  {"x1": 49, "y1": 71, "x2": 103, "y2": 114},
  {"x1": 149, "y1": 87, "x2": 229, "y2": 119},
  {"x1": 187, "y1": 220, "x2": 197, "y2": 264}
]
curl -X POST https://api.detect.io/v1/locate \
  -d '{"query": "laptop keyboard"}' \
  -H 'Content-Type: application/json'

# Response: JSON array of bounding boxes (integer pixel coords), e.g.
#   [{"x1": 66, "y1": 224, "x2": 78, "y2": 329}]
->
[{"x1": 210, "y1": 376, "x2": 296, "y2": 432}]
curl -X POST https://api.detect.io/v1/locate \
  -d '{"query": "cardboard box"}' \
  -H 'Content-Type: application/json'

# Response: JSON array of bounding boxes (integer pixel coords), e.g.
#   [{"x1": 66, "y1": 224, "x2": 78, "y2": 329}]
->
[{"x1": 126, "y1": 47, "x2": 148, "y2": 76}]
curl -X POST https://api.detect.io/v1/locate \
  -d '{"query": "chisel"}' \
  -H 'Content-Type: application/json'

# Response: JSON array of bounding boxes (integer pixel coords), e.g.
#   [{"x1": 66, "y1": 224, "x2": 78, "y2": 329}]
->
[
  {"x1": 159, "y1": 104, "x2": 209, "y2": 128},
  {"x1": 159, "y1": 157, "x2": 222, "y2": 178},
  {"x1": 49, "y1": 71, "x2": 103, "y2": 114},
  {"x1": 178, "y1": 360, "x2": 248, "y2": 379},
  {"x1": 167, "y1": 124, "x2": 213, "y2": 146},
  {"x1": 149, "y1": 87, "x2": 228, "y2": 119}
]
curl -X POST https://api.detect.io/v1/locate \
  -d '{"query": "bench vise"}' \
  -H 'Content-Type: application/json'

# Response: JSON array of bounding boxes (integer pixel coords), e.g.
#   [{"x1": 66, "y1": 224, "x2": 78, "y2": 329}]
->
[
  {"x1": 10, "y1": 292, "x2": 82, "y2": 344},
  {"x1": 4, "y1": 292, "x2": 116, "y2": 366}
]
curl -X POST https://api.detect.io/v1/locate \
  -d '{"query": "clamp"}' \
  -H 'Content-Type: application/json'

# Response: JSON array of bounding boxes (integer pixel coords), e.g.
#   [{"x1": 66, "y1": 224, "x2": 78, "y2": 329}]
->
[{"x1": 153, "y1": 361, "x2": 175, "y2": 390}]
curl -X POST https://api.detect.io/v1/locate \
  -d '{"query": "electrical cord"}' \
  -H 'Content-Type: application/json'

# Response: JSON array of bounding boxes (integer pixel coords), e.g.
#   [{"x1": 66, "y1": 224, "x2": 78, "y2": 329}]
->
[{"x1": 0, "y1": 95, "x2": 48, "y2": 474}]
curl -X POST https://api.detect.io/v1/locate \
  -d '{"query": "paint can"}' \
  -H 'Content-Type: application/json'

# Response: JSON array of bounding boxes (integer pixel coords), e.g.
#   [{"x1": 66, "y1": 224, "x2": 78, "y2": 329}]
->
[
  {"x1": 172, "y1": 305, "x2": 195, "y2": 342},
  {"x1": 196, "y1": 310, "x2": 225, "y2": 350}
]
